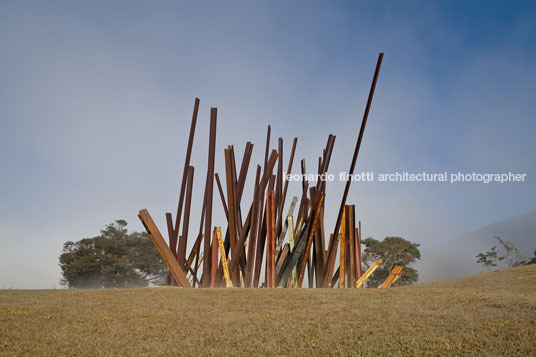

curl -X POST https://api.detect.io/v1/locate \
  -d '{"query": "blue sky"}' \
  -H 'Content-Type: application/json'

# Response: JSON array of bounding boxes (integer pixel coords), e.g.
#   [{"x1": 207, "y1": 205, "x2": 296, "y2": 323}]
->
[{"x1": 1, "y1": 1, "x2": 535, "y2": 288}]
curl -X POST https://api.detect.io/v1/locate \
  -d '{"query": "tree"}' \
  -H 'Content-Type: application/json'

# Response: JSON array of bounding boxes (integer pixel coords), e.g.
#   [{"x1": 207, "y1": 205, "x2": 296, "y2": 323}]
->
[
  {"x1": 494, "y1": 236, "x2": 526, "y2": 267},
  {"x1": 59, "y1": 220, "x2": 167, "y2": 289},
  {"x1": 361, "y1": 236, "x2": 421, "y2": 287},
  {"x1": 476, "y1": 236, "x2": 527, "y2": 271},
  {"x1": 529, "y1": 250, "x2": 536, "y2": 265},
  {"x1": 476, "y1": 246, "x2": 503, "y2": 271}
]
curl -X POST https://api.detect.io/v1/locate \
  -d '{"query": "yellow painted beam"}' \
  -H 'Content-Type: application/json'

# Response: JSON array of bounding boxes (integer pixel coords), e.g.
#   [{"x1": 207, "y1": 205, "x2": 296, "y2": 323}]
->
[
  {"x1": 355, "y1": 258, "x2": 382, "y2": 288},
  {"x1": 287, "y1": 215, "x2": 297, "y2": 288},
  {"x1": 216, "y1": 227, "x2": 232, "y2": 288}
]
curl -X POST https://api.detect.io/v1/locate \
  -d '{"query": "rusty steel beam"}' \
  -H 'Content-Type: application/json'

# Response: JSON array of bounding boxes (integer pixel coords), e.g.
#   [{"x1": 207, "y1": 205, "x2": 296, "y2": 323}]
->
[
  {"x1": 252, "y1": 150, "x2": 278, "y2": 288},
  {"x1": 339, "y1": 207, "x2": 346, "y2": 288},
  {"x1": 300, "y1": 159, "x2": 307, "y2": 194},
  {"x1": 379, "y1": 266, "x2": 403, "y2": 288},
  {"x1": 165, "y1": 212, "x2": 175, "y2": 285},
  {"x1": 138, "y1": 209, "x2": 191, "y2": 288},
  {"x1": 236, "y1": 142, "x2": 253, "y2": 204},
  {"x1": 245, "y1": 166, "x2": 262, "y2": 287},
  {"x1": 224, "y1": 147, "x2": 239, "y2": 254},
  {"x1": 265, "y1": 190, "x2": 275, "y2": 288},
  {"x1": 275, "y1": 138, "x2": 283, "y2": 236},
  {"x1": 215, "y1": 173, "x2": 229, "y2": 220},
  {"x1": 325, "y1": 53, "x2": 384, "y2": 287},
  {"x1": 356, "y1": 221, "x2": 362, "y2": 278},
  {"x1": 173, "y1": 98, "x2": 200, "y2": 250},
  {"x1": 275, "y1": 243, "x2": 289, "y2": 278},
  {"x1": 348, "y1": 205, "x2": 356, "y2": 287},
  {"x1": 276, "y1": 137, "x2": 297, "y2": 238},
  {"x1": 297, "y1": 193, "x2": 325, "y2": 288},
  {"x1": 227, "y1": 202, "x2": 252, "y2": 276},
  {"x1": 314, "y1": 204, "x2": 325, "y2": 287},
  {"x1": 179, "y1": 166, "x2": 194, "y2": 268},
  {"x1": 202, "y1": 108, "x2": 217, "y2": 287}
]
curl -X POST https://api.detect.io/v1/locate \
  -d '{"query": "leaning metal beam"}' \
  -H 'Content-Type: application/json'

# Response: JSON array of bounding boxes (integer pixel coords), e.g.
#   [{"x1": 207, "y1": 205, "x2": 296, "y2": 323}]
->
[
  {"x1": 138, "y1": 209, "x2": 191, "y2": 288},
  {"x1": 173, "y1": 98, "x2": 200, "y2": 248},
  {"x1": 287, "y1": 215, "x2": 297, "y2": 288},
  {"x1": 297, "y1": 193, "x2": 325, "y2": 288},
  {"x1": 379, "y1": 265, "x2": 403, "y2": 288},
  {"x1": 216, "y1": 226, "x2": 231, "y2": 288},
  {"x1": 325, "y1": 53, "x2": 384, "y2": 287},
  {"x1": 356, "y1": 258, "x2": 383, "y2": 288}
]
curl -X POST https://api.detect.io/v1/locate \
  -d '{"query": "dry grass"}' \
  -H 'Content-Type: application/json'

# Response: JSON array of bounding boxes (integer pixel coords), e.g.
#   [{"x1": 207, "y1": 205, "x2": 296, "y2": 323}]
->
[{"x1": 1, "y1": 265, "x2": 535, "y2": 356}]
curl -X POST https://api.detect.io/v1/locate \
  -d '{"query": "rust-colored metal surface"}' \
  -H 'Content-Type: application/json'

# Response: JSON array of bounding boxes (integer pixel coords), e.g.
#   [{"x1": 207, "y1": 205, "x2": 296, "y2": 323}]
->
[
  {"x1": 138, "y1": 209, "x2": 191, "y2": 288},
  {"x1": 297, "y1": 193, "x2": 325, "y2": 288},
  {"x1": 339, "y1": 207, "x2": 346, "y2": 288},
  {"x1": 379, "y1": 265, "x2": 404, "y2": 288}
]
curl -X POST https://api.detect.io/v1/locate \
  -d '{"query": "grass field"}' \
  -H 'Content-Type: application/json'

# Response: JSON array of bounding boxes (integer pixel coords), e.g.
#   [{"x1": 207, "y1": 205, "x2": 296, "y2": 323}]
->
[{"x1": 1, "y1": 265, "x2": 535, "y2": 356}]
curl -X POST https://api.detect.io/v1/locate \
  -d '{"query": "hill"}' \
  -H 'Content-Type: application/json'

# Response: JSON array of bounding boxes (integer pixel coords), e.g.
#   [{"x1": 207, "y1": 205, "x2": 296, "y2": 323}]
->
[
  {"x1": 1, "y1": 265, "x2": 535, "y2": 355},
  {"x1": 420, "y1": 211, "x2": 536, "y2": 282}
]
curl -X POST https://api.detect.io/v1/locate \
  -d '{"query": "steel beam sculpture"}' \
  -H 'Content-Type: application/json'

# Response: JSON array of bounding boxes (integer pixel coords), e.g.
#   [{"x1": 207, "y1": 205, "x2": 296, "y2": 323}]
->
[{"x1": 138, "y1": 53, "x2": 401, "y2": 288}]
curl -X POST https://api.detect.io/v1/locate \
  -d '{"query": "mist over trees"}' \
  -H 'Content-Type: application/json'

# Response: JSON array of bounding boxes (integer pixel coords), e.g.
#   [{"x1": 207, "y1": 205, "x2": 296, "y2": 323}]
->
[
  {"x1": 361, "y1": 236, "x2": 421, "y2": 287},
  {"x1": 59, "y1": 220, "x2": 167, "y2": 289},
  {"x1": 476, "y1": 236, "x2": 534, "y2": 271}
]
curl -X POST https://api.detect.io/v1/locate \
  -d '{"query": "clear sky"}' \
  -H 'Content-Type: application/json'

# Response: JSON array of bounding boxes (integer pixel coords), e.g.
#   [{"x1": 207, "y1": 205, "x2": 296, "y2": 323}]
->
[{"x1": 1, "y1": 1, "x2": 535, "y2": 288}]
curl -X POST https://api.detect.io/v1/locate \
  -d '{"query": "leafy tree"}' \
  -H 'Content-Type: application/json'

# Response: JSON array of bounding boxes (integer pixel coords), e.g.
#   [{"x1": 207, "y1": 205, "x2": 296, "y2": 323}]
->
[
  {"x1": 476, "y1": 236, "x2": 527, "y2": 271},
  {"x1": 494, "y1": 236, "x2": 526, "y2": 267},
  {"x1": 59, "y1": 220, "x2": 167, "y2": 288},
  {"x1": 528, "y1": 250, "x2": 536, "y2": 265},
  {"x1": 361, "y1": 236, "x2": 420, "y2": 287},
  {"x1": 476, "y1": 246, "x2": 503, "y2": 271}
]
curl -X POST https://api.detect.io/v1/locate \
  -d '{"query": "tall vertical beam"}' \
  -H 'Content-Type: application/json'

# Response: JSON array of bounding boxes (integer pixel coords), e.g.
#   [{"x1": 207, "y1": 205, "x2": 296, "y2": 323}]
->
[
  {"x1": 179, "y1": 166, "x2": 194, "y2": 268},
  {"x1": 210, "y1": 229, "x2": 218, "y2": 287},
  {"x1": 202, "y1": 108, "x2": 217, "y2": 287},
  {"x1": 173, "y1": 98, "x2": 200, "y2": 250},
  {"x1": 214, "y1": 173, "x2": 229, "y2": 220},
  {"x1": 325, "y1": 53, "x2": 384, "y2": 287},
  {"x1": 287, "y1": 215, "x2": 297, "y2": 287},
  {"x1": 276, "y1": 137, "x2": 297, "y2": 237},
  {"x1": 356, "y1": 221, "x2": 362, "y2": 279},
  {"x1": 252, "y1": 150, "x2": 278, "y2": 287},
  {"x1": 348, "y1": 205, "x2": 356, "y2": 287},
  {"x1": 275, "y1": 138, "x2": 283, "y2": 229},
  {"x1": 224, "y1": 148, "x2": 238, "y2": 254},
  {"x1": 265, "y1": 190, "x2": 276, "y2": 288},
  {"x1": 245, "y1": 166, "x2": 261, "y2": 287},
  {"x1": 339, "y1": 207, "x2": 346, "y2": 288},
  {"x1": 165, "y1": 212, "x2": 175, "y2": 285}
]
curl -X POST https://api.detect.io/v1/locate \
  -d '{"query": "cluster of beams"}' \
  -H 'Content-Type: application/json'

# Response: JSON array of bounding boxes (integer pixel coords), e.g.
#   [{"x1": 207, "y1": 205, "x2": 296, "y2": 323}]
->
[{"x1": 138, "y1": 53, "x2": 403, "y2": 289}]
